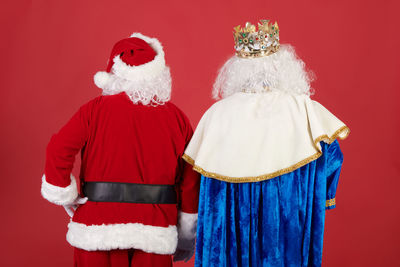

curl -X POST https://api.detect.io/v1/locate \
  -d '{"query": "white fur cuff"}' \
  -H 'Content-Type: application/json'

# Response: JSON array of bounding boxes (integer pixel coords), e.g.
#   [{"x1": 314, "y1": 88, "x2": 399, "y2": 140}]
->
[
  {"x1": 41, "y1": 174, "x2": 78, "y2": 205},
  {"x1": 67, "y1": 221, "x2": 178, "y2": 254},
  {"x1": 177, "y1": 211, "x2": 198, "y2": 251}
]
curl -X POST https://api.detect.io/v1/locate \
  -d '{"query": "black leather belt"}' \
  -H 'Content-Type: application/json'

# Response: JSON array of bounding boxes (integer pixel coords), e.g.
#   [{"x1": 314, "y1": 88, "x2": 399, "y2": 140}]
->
[{"x1": 83, "y1": 182, "x2": 177, "y2": 204}]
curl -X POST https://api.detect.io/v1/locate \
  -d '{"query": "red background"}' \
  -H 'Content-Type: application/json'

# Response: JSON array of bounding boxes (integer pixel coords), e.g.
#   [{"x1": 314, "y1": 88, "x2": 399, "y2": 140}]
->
[{"x1": 1, "y1": 0, "x2": 399, "y2": 266}]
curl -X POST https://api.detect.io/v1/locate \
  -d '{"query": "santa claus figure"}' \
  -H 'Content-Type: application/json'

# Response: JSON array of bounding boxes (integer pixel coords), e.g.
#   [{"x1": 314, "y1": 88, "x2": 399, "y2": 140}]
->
[
  {"x1": 183, "y1": 20, "x2": 350, "y2": 266},
  {"x1": 41, "y1": 33, "x2": 200, "y2": 267}
]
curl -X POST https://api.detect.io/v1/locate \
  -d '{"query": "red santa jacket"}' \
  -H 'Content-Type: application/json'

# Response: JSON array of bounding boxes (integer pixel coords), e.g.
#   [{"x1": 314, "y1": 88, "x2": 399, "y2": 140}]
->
[{"x1": 41, "y1": 92, "x2": 200, "y2": 254}]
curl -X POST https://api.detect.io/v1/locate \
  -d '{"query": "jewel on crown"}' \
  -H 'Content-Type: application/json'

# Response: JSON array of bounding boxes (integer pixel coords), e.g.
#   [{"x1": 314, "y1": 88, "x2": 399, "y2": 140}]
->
[{"x1": 233, "y1": 19, "x2": 280, "y2": 58}]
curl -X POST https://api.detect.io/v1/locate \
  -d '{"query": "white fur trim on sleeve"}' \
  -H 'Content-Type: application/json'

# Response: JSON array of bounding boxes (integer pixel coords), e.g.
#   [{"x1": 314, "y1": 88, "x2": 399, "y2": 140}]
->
[
  {"x1": 67, "y1": 221, "x2": 178, "y2": 254},
  {"x1": 41, "y1": 174, "x2": 78, "y2": 205},
  {"x1": 176, "y1": 211, "x2": 198, "y2": 250}
]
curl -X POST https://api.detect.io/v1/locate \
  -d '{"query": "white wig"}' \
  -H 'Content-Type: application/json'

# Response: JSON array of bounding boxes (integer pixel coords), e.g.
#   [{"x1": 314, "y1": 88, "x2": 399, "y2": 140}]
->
[
  {"x1": 98, "y1": 67, "x2": 171, "y2": 106},
  {"x1": 213, "y1": 44, "x2": 315, "y2": 99}
]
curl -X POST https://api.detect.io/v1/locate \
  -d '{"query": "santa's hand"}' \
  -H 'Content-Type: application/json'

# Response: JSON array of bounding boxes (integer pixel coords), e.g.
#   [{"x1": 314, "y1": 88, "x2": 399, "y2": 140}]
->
[
  {"x1": 63, "y1": 197, "x2": 88, "y2": 218},
  {"x1": 173, "y1": 248, "x2": 194, "y2": 262}
]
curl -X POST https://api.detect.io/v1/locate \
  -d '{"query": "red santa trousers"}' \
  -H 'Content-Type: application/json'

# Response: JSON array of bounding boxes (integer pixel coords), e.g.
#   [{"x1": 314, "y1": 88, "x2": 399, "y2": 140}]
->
[{"x1": 74, "y1": 248, "x2": 172, "y2": 267}]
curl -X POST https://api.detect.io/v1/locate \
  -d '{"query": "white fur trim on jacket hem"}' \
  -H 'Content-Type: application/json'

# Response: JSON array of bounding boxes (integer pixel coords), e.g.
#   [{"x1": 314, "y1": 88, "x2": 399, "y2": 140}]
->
[
  {"x1": 177, "y1": 211, "x2": 198, "y2": 251},
  {"x1": 41, "y1": 174, "x2": 78, "y2": 205},
  {"x1": 66, "y1": 221, "x2": 178, "y2": 254}
]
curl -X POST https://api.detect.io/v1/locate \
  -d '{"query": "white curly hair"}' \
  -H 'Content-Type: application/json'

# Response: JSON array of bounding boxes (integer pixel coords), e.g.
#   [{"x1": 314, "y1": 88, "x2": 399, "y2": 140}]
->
[{"x1": 212, "y1": 44, "x2": 315, "y2": 99}]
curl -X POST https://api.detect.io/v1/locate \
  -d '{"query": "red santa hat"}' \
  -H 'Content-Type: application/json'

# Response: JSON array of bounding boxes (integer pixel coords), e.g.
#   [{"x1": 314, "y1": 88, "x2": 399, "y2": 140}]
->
[{"x1": 94, "y1": 33, "x2": 167, "y2": 89}]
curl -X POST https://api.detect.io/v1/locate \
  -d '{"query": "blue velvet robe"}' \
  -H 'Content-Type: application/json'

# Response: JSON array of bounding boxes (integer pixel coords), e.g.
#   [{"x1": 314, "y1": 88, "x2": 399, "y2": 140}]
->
[{"x1": 195, "y1": 141, "x2": 343, "y2": 267}]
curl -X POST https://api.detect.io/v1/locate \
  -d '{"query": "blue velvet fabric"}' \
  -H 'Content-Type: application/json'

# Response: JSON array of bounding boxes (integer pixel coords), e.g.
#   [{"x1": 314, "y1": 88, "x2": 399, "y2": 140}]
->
[{"x1": 195, "y1": 141, "x2": 343, "y2": 267}]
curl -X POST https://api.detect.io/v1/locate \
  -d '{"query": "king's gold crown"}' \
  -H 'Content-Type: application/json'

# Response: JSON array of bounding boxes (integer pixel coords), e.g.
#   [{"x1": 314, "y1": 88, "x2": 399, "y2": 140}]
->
[{"x1": 233, "y1": 19, "x2": 280, "y2": 58}]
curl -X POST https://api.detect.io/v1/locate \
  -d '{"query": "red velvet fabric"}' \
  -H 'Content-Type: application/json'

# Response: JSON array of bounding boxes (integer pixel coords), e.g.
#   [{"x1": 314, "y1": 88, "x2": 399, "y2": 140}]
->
[
  {"x1": 73, "y1": 248, "x2": 172, "y2": 267},
  {"x1": 106, "y1": 37, "x2": 157, "y2": 72},
  {"x1": 45, "y1": 92, "x2": 200, "y2": 227}
]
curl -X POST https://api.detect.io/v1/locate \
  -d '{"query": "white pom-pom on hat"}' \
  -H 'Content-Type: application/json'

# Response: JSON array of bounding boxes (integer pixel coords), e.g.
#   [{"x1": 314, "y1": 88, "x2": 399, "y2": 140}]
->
[{"x1": 94, "y1": 71, "x2": 112, "y2": 89}]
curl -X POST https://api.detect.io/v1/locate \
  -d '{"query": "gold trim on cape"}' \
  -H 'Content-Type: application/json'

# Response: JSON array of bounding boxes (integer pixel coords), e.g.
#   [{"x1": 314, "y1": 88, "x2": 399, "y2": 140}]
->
[{"x1": 182, "y1": 126, "x2": 350, "y2": 183}]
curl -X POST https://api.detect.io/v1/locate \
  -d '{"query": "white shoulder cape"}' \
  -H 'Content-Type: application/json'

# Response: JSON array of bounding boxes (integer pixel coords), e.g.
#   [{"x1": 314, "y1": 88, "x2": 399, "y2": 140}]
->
[{"x1": 183, "y1": 92, "x2": 349, "y2": 183}]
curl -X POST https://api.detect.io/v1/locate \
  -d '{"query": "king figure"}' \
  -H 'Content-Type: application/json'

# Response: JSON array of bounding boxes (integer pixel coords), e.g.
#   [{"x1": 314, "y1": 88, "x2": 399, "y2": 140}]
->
[{"x1": 183, "y1": 20, "x2": 350, "y2": 267}]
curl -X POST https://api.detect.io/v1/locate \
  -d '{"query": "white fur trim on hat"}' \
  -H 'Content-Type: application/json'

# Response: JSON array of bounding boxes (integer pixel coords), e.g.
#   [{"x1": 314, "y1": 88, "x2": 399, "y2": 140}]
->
[
  {"x1": 41, "y1": 174, "x2": 78, "y2": 205},
  {"x1": 67, "y1": 221, "x2": 178, "y2": 254},
  {"x1": 176, "y1": 211, "x2": 198, "y2": 251}
]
